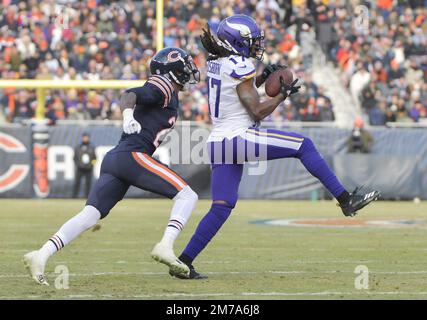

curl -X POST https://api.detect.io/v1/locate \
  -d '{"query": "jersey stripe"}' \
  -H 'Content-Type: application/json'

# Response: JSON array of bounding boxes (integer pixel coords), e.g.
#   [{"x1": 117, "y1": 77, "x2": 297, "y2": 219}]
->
[
  {"x1": 141, "y1": 153, "x2": 187, "y2": 187},
  {"x1": 239, "y1": 72, "x2": 256, "y2": 80},
  {"x1": 151, "y1": 75, "x2": 174, "y2": 103},
  {"x1": 244, "y1": 131, "x2": 303, "y2": 151},
  {"x1": 246, "y1": 129, "x2": 305, "y2": 142},
  {"x1": 230, "y1": 69, "x2": 256, "y2": 80},
  {"x1": 147, "y1": 80, "x2": 170, "y2": 107},
  {"x1": 131, "y1": 152, "x2": 186, "y2": 191},
  {"x1": 152, "y1": 75, "x2": 175, "y2": 93},
  {"x1": 150, "y1": 77, "x2": 172, "y2": 100}
]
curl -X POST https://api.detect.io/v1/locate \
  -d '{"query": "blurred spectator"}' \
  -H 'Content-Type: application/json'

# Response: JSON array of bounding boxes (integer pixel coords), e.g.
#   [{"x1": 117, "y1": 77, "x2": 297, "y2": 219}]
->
[
  {"x1": 7, "y1": 0, "x2": 425, "y2": 126},
  {"x1": 369, "y1": 100, "x2": 387, "y2": 126},
  {"x1": 350, "y1": 62, "x2": 371, "y2": 106},
  {"x1": 329, "y1": 0, "x2": 426, "y2": 124},
  {"x1": 73, "y1": 132, "x2": 97, "y2": 198},
  {"x1": 11, "y1": 90, "x2": 34, "y2": 122},
  {"x1": 347, "y1": 117, "x2": 374, "y2": 153},
  {"x1": 300, "y1": 23, "x2": 316, "y2": 71}
]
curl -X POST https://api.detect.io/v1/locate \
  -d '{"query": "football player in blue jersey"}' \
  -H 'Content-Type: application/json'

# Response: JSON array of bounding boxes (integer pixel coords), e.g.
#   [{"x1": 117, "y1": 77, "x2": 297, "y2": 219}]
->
[
  {"x1": 170, "y1": 15, "x2": 380, "y2": 279},
  {"x1": 23, "y1": 47, "x2": 201, "y2": 285}
]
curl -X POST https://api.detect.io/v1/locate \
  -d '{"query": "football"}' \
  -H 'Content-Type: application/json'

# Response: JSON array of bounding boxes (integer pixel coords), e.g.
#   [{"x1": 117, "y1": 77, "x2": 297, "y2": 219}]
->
[{"x1": 265, "y1": 67, "x2": 294, "y2": 97}]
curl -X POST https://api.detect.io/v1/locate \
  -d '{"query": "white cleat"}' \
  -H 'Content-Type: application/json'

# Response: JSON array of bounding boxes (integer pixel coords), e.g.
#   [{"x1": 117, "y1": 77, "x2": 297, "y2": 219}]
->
[
  {"x1": 23, "y1": 250, "x2": 49, "y2": 286},
  {"x1": 151, "y1": 242, "x2": 190, "y2": 277}
]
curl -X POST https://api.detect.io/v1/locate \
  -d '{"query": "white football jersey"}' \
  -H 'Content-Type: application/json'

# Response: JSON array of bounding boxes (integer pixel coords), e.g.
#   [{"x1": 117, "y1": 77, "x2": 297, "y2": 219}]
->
[{"x1": 206, "y1": 55, "x2": 257, "y2": 142}]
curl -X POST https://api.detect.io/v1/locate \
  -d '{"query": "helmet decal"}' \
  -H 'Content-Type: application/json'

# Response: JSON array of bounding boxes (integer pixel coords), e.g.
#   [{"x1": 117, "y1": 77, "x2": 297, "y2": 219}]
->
[
  {"x1": 167, "y1": 50, "x2": 182, "y2": 63},
  {"x1": 225, "y1": 20, "x2": 252, "y2": 38}
]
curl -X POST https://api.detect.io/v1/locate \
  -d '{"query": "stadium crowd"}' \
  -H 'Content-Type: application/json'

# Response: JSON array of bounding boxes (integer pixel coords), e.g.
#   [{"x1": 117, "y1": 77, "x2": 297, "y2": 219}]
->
[
  {"x1": 322, "y1": 0, "x2": 426, "y2": 125},
  {"x1": 0, "y1": 0, "x2": 425, "y2": 126}
]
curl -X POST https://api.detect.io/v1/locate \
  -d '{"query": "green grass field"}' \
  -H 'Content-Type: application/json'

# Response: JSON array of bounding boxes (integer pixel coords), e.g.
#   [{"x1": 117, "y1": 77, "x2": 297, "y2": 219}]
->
[{"x1": 1, "y1": 199, "x2": 427, "y2": 300}]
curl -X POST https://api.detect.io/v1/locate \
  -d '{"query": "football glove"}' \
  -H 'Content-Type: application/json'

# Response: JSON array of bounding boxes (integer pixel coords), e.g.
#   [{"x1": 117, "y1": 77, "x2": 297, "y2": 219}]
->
[
  {"x1": 261, "y1": 64, "x2": 287, "y2": 82},
  {"x1": 279, "y1": 78, "x2": 301, "y2": 99},
  {"x1": 122, "y1": 108, "x2": 141, "y2": 134}
]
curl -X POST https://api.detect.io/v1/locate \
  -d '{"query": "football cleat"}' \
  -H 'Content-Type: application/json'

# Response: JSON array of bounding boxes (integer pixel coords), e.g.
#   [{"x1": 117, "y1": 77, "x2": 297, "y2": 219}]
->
[
  {"x1": 339, "y1": 187, "x2": 380, "y2": 217},
  {"x1": 23, "y1": 250, "x2": 49, "y2": 286},
  {"x1": 151, "y1": 242, "x2": 190, "y2": 277},
  {"x1": 169, "y1": 264, "x2": 208, "y2": 280}
]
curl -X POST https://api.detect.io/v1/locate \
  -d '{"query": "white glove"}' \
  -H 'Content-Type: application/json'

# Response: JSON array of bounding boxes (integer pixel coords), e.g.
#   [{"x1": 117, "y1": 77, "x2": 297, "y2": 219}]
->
[{"x1": 122, "y1": 108, "x2": 141, "y2": 134}]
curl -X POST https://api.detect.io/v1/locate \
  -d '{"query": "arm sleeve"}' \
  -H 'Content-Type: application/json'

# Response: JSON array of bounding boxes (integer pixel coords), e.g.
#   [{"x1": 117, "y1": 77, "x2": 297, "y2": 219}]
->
[
  {"x1": 126, "y1": 85, "x2": 165, "y2": 108},
  {"x1": 229, "y1": 58, "x2": 256, "y2": 81}
]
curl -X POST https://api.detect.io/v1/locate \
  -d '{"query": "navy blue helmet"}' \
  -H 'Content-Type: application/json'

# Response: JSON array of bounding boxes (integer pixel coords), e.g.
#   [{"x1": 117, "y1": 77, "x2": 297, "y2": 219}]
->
[{"x1": 150, "y1": 47, "x2": 200, "y2": 88}]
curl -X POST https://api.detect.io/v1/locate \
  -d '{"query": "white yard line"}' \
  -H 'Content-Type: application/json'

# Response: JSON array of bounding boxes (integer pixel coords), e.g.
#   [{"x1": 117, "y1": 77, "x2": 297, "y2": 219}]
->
[
  {"x1": 240, "y1": 291, "x2": 427, "y2": 297},
  {"x1": 3, "y1": 291, "x2": 427, "y2": 299},
  {"x1": 4, "y1": 269, "x2": 427, "y2": 279},
  {"x1": 67, "y1": 294, "x2": 94, "y2": 298}
]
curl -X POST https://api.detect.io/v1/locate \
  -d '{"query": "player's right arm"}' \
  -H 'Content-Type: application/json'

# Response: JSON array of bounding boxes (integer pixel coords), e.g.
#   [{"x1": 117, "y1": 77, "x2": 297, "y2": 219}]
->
[
  {"x1": 119, "y1": 91, "x2": 141, "y2": 134},
  {"x1": 237, "y1": 77, "x2": 301, "y2": 122},
  {"x1": 120, "y1": 80, "x2": 170, "y2": 134},
  {"x1": 236, "y1": 78, "x2": 285, "y2": 122}
]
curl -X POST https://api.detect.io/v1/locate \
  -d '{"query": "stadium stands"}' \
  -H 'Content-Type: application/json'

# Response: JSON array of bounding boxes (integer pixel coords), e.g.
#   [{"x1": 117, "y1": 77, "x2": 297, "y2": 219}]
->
[
  {"x1": 326, "y1": 0, "x2": 426, "y2": 125},
  {"x1": 0, "y1": 0, "x2": 425, "y2": 125}
]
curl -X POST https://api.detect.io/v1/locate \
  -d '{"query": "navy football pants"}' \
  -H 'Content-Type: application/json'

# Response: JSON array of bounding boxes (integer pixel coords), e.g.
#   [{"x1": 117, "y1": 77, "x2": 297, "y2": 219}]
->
[{"x1": 86, "y1": 151, "x2": 188, "y2": 218}]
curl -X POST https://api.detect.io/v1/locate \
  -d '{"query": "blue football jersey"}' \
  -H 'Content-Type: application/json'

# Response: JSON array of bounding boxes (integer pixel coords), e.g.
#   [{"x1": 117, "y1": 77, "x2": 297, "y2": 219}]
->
[{"x1": 112, "y1": 75, "x2": 178, "y2": 155}]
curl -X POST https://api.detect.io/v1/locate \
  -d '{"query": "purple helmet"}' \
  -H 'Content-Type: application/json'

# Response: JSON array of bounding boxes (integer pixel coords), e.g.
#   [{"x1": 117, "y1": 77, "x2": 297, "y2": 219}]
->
[{"x1": 216, "y1": 14, "x2": 265, "y2": 60}]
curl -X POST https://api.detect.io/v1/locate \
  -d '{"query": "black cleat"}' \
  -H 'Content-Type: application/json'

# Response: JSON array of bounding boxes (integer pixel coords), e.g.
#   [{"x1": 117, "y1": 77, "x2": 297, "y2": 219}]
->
[
  {"x1": 339, "y1": 187, "x2": 380, "y2": 217},
  {"x1": 169, "y1": 264, "x2": 208, "y2": 280}
]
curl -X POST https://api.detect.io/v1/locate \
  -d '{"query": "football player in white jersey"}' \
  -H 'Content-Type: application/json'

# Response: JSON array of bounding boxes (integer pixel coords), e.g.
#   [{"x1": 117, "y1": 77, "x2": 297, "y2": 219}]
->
[{"x1": 171, "y1": 14, "x2": 379, "y2": 279}]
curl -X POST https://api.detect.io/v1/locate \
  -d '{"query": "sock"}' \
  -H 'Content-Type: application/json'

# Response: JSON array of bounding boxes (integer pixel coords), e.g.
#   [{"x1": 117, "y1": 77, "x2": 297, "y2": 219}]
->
[
  {"x1": 181, "y1": 203, "x2": 232, "y2": 263},
  {"x1": 298, "y1": 138, "x2": 347, "y2": 199},
  {"x1": 337, "y1": 191, "x2": 350, "y2": 205},
  {"x1": 160, "y1": 186, "x2": 198, "y2": 247},
  {"x1": 38, "y1": 205, "x2": 101, "y2": 262},
  {"x1": 179, "y1": 253, "x2": 193, "y2": 266}
]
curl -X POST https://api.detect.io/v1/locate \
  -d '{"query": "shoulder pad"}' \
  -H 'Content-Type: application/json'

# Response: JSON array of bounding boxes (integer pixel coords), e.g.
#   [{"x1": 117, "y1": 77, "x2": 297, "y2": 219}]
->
[
  {"x1": 229, "y1": 58, "x2": 256, "y2": 80},
  {"x1": 146, "y1": 75, "x2": 175, "y2": 107}
]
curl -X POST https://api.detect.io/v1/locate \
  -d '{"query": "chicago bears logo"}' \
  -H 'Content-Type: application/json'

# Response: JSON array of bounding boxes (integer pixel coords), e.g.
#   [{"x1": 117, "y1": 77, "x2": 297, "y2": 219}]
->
[
  {"x1": 0, "y1": 132, "x2": 30, "y2": 193},
  {"x1": 167, "y1": 50, "x2": 182, "y2": 62}
]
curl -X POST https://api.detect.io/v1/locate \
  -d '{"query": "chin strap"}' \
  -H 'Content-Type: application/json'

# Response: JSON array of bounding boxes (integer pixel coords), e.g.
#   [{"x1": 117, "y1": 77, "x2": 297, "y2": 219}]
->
[{"x1": 168, "y1": 71, "x2": 183, "y2": 89}]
